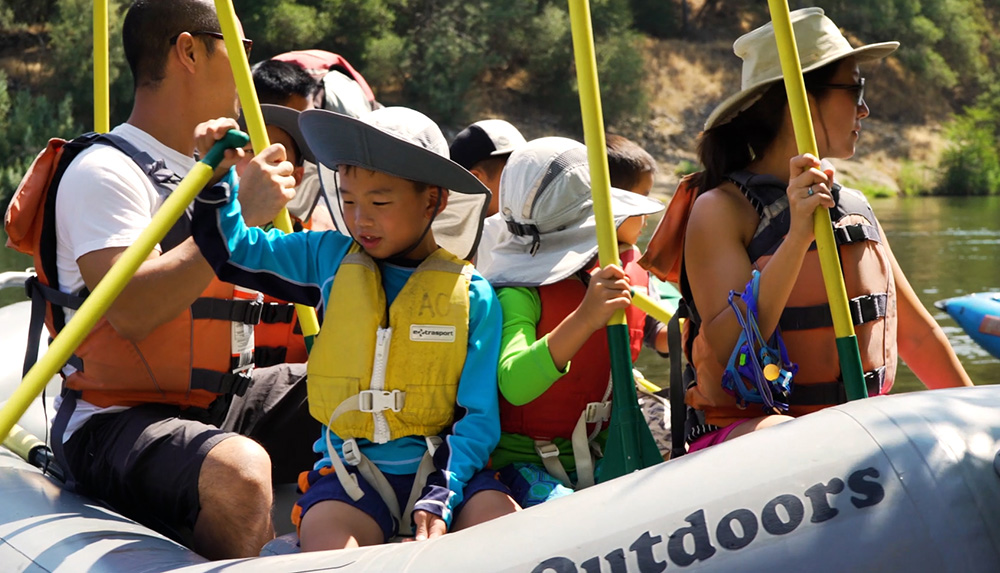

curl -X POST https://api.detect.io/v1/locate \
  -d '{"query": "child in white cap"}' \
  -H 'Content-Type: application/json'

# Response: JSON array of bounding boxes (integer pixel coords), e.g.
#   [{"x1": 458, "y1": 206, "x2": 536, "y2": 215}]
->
[
  {"x1": 476, "y1": 137, "x2": 664, "y2": 507},
  {"x1": 191, "y1": 106, "x2": 517, "y2": 549}
]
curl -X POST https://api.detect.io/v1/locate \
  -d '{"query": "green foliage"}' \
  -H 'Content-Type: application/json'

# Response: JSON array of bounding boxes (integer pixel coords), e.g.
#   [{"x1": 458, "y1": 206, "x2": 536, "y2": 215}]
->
[
  {"x1": 826, "y1": 0, "x2": 994, "y2": 98},
  {"x1": 897, "y1": 160, "x2": 935, "y2": 196},
  {"x1": 674, "y1": 159, "x2": 699, "y2": 176},
  {"x1": 4, "y1": 0, "x2": 57, "y2": 26},
  {"x1": 628, "y1": 0, "x2": 680, "y2": 38},
  {"x1": 236, "y1": 0, "x2": 646, "y2": 124},
  {"x1": 938, "y1": 103, "x2": 1000, "y2": 195},
  {"x1": 0, "y1": 70, "x2": 79, "y2": 210},
  {"x1": 47, "y1": 0, "x2": 132, "y2": 127}
]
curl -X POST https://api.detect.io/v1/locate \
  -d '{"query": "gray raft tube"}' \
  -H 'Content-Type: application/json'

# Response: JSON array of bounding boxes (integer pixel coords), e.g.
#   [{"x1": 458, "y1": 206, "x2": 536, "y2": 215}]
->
[{"x1": 1, "y1": 385, "x2": 999, "y2": 572}]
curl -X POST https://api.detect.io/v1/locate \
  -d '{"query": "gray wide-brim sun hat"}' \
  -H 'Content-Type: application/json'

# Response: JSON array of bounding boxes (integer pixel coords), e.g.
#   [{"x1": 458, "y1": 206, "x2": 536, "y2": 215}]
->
[
  {"x1": 704, "y1": 7, "x2": 898, "y2": 131},
  {"x1": 299, "y1": 106, "x2": 491, "y2": 260},
  {"x1": 477, "y1": 136, "x2": 664, "y2": 288},
  {"x1": 239, "y1": 104, "x2": 315, "y2": 164}
]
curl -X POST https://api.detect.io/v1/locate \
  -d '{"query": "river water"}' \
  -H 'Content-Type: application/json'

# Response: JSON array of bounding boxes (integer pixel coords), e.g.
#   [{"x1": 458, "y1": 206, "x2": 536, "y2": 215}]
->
[{"x1": 2, "y1": 196, "x2": 998, "y2": 389}]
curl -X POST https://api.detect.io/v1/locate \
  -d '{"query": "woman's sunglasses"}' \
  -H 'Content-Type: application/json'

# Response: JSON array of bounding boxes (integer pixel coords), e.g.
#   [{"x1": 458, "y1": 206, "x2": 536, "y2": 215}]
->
[{"x1": 823, "y1": 77, "x2": 865, "y2": 107}]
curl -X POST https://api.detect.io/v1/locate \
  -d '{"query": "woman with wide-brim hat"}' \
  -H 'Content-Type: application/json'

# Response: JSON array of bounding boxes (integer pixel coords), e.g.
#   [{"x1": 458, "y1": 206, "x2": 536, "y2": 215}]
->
[{"x1": 650, "y1": 7, "x2": 972, "y2": 452}]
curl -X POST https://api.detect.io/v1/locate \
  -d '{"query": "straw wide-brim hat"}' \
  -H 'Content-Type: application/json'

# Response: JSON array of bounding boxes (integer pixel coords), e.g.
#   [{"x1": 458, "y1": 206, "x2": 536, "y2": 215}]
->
[
  {"x1": 704, "y1": 7, "x2": 898, "y2": 131},
  {"x1": 477, "y1": 137, "x2": 664, "y2": 288},
  {"x1": 299, "y1": 107, "x2": 490, "y2": 260}
]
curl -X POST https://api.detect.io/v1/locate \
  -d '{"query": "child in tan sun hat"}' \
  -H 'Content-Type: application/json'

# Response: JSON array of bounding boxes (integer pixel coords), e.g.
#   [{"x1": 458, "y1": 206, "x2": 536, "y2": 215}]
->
[
  {"x1": 640, "y1": 6, "x2": 972, "y2": 454},
  {"x1": 475, "y1": 136, "x2": 664, "y2": 507}
]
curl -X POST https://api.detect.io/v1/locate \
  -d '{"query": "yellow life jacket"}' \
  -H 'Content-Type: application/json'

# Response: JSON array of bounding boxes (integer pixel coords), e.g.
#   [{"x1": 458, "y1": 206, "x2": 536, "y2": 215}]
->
[{"x1": 307, "y1": 246, "x2": 472, "y2": 443}]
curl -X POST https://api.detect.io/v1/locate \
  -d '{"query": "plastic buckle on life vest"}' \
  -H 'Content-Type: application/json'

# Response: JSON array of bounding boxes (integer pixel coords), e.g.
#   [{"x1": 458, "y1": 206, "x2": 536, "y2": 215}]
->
[
  {"x1": 535, "y1": 442, "x2": 561, "y2": 460},
  {"x1": 342, "y1": 438, "x2": 363, "y2": 466},
  {"x1": 585, "y1": 402, "x2": 612, "y2": 424},
  {"x1": 358, "y1": 389, "x2": 405, "y2": 413}
]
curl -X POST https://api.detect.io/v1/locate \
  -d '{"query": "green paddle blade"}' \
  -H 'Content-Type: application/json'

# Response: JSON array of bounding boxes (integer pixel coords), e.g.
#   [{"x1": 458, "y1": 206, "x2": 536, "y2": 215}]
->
[{"x1": 596, "y1": 323, "x2": 663, "y2": 483}]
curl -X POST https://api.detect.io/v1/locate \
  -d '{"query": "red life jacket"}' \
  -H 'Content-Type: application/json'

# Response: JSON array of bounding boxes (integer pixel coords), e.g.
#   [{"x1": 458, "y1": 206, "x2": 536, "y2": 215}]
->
[
  {"x1": 4, "y1": 132, "x2": 261, "y2": 408},
  {"x1": 684, "y1": 172, "x2": 897, "y2": 427},
  {"x1": 498, "y1": 249, "x2": 649, "y2": 440}
]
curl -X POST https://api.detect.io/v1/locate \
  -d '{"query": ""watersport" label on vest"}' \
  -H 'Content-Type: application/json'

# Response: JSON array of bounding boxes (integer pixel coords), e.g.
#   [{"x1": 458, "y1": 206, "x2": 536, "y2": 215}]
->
[{"x1": 410, "y1": 324, "x2": 456, "y2": 343}]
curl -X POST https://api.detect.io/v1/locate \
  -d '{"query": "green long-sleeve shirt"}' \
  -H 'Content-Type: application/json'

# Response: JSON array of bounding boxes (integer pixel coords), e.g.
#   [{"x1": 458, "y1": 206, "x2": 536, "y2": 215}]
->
[{"x1": 492, "y1": 286, "x2": 608, "y2": 471}]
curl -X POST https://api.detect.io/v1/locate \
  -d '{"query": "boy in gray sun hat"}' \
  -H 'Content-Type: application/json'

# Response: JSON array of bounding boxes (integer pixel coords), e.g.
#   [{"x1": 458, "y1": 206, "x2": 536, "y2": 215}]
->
[
  {"x1": 191, "y1": 106, "x2": 518, "y2": 549},
  {"x1": 476, "y1": 137, "x2": 664, "y2": 508}
]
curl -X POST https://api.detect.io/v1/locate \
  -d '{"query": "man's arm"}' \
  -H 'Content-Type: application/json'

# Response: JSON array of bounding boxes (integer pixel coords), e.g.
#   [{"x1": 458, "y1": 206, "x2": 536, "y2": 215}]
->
[
  {"x1": 76, "y1": 123, "x2": 296, "y2": 341},
  {"x1": 77, "y1": 240, "x2": 216, "y2": 341}
]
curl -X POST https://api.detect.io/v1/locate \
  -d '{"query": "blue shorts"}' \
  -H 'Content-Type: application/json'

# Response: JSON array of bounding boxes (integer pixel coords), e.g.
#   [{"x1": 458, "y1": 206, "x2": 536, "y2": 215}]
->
[
  {"x1": 497, "y1": 462, "x2": 574, "y2": 508},
  {"x1": 293, "y1": 464, "x2": 509, "y2": 541}
]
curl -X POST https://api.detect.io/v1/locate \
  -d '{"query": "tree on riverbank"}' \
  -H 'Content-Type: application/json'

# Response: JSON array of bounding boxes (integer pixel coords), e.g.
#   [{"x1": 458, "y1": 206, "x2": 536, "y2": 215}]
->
[{"x1": 3, "y1": 0, "x2": 1000, "y2": 206}]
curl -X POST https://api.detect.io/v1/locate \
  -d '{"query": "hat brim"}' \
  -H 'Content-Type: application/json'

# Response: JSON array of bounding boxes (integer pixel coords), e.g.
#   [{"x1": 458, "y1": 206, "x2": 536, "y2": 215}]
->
[
  {"x1": 299, "y1": 109, "x2": 492, "y2": 199},
  {"x1": 479, "y1": 187, "x2": 665, "y2": 288},
  {"x1": 704, "y1": 42, "x2": 899, "y2": 131},
  {"x1": 239, "y1": 105, "x2": 315, "y2": 164}
]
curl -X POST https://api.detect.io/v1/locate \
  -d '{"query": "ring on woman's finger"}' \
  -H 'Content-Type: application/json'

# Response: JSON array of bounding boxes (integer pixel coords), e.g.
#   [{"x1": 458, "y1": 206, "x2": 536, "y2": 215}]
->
[{"x1": 807, "y1": 187, "x2": 815, "y2": 196}]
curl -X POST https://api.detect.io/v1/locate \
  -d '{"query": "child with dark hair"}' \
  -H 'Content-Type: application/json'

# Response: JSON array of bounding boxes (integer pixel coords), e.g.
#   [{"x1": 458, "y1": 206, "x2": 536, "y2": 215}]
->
[
  {"x1": 192, "y1": 106, "x2": 518, "y2": 549},
  {"x1": 251, "y1": 59, "x2": 319, "y2": 110},
  {"x1": 605, "y1": 134, "x2": 673, "y2": 457},
  {"x1": 476, "y1": 137, "x2": 664, "y2": 507}
]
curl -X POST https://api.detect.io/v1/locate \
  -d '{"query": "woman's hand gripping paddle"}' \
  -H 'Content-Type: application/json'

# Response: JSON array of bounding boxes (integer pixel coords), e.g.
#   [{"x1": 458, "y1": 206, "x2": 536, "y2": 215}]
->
[
  {"x1": 214, "y1": 0, "x2": 321, "y2": 350},
  {"x1": 0, "y1": 131, "x2": 251, "y2": 443},
  {"x1": 766, "y1": 0, "x2": 867, "y2": 400},
  {"x1": 568, "y1": 0, "x2": 663, "y2": 482}
]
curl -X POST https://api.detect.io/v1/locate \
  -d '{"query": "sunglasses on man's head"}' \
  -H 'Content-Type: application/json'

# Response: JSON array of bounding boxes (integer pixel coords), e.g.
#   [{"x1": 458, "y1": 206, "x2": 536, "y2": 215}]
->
[
  {"x1": 169, "y1": 31, "x2": 253, "y2": 59},
  {"x1": 823, "y1": 77, "x2": 865, "y2": 107}
]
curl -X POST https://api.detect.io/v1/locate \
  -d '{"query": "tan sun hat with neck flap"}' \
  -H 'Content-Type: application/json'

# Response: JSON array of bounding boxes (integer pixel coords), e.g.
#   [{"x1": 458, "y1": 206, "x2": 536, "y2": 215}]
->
[{"x1": 704, "y1": 7, "x2": 898, "y2": 131}]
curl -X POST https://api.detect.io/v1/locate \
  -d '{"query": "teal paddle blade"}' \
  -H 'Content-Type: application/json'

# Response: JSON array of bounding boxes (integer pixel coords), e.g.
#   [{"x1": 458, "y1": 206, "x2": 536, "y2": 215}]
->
[{"x1": 596, "y1": 323, "x2": 663, "y2": 483}]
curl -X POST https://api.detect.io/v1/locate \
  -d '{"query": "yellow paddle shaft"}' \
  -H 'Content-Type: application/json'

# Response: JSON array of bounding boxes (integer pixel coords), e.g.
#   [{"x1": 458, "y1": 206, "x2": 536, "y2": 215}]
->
[
  {"x1": 93, "y1": 0, "x2": 109, "y2": 134},
  {"x1": 214, "y1": 0, "x2": 320, "y2": 338},
  {"x1": 632, "y1": 290, "x2": 673, "y2": 325},
  {"x1": 2, "y1": 423, "x2": 45, "y2": 461},
  {"x1": 0, "y1": 162, "x2": 217, "y2": 442},
  {"x1": 568, "y1": 0, "x2": 625, "y2": 327},
  {"x1": 767, "y1": 0, "x2": 855, "y2": 339}
]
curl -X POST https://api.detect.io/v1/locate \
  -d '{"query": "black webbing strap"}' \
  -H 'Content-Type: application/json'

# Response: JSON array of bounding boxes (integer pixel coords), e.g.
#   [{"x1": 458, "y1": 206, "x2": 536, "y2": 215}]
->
[
  {"x1": 190, "y1": 297, "x2": 263, "y2": 325},
  {"x1": 50, "y1": 389, "x2": 80, "y2": 490},
  {"x1": 833, "y1": 223, "x2": 881, "y2": 246},
  {"x1": 668, "y1": 301, "x2": 689, "y2": 459},
  {"x1": 253, "y1": 346, "x2": 288, "y2": 367},
  {"x1": 190, "y1": 368, "x2": 253, "y2": 397},
  {"x1": 260, "y1": 302, "x2": 295, "y2": 324},
  {"x1": 22, "y1": 276, "x2": 85, "y2": 377},
  {"x1": 779, "y1": 293, "x2": 888, "y2": 332},
  {"x1": 789, "y1": 367, "x2": 885, "y2": 406}
]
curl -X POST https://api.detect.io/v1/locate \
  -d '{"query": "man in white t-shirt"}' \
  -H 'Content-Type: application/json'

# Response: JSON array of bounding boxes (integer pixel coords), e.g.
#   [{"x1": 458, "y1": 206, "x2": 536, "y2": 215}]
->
[{"x1": 49, "y1": 0, "x2": 300, "y2": 560}]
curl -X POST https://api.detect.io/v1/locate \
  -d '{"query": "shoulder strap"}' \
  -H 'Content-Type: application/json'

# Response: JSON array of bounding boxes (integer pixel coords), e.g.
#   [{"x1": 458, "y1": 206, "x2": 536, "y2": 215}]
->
[{"x1": 40, "y1": 132, "x2": 184, "y2": 330}]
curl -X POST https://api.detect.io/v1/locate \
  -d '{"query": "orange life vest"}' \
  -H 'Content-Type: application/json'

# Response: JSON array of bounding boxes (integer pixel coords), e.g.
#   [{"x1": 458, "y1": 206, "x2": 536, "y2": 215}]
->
[
  {"x1": 683, "y1": 172, "x2": 897, "y2": 427},
  {"x1": 498, "y1": 249, "x2": 649, "y2": 440},
  {"x1": 254, "y1": 294, "x2": 308, "y2": 366},
  {"x1": 5, "y1": 132, "x2": 261, "y2": 408}
]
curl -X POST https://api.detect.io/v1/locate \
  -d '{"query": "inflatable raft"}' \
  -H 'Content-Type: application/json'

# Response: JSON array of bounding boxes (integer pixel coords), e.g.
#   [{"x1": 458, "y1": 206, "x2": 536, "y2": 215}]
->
[
  {"x1": 3, "y1": 271, "x2": 1000, "y2": 571},
  {"x1": 3, "y1": 376, "x2": 1000, "y2": 570},
  {"x1": 936, "y1": 292, "x2": 1000, "y2": 359}
]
